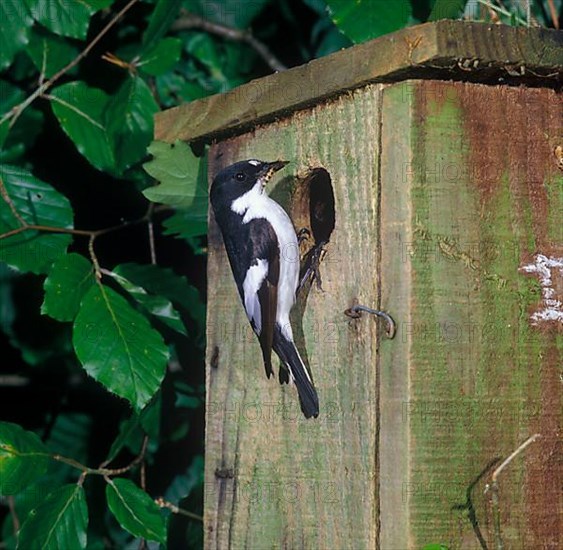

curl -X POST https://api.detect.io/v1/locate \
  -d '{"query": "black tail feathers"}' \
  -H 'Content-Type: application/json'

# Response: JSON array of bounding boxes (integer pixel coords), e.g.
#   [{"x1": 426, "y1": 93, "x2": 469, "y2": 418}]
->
[{"x1": 273, "y1": 326, "x2": 319, "y2": 419}]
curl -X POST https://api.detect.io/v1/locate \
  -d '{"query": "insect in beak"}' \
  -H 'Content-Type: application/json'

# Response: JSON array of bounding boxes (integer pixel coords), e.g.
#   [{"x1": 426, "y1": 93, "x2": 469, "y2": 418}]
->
[{"x1": 259, "y1": 160, "x2": 289, "y2": 191}]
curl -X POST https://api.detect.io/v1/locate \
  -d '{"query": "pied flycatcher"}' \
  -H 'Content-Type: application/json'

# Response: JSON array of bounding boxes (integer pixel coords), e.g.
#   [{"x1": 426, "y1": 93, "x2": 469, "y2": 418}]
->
[{"x1": 210, "y1": 160, "x2": 319, "y2": 419}]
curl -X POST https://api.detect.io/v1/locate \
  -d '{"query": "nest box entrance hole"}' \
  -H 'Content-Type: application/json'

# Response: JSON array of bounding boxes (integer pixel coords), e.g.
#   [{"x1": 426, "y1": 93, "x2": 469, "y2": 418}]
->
[{"x1": 292, "y1": 167, "x2": 335, "y2": 249}]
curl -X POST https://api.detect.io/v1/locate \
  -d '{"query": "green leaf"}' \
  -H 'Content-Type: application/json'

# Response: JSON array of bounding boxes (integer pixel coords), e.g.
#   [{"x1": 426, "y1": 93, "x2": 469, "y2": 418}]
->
[
  {"x1": 0, "y1": 165, "x2": 73, "y2": 274},
  {"x1": 106, "y1": 396, "x2": 161, "y2": 463},
  {"x1": 155, "y1": 72, "x2": 210, "y2": 108},
  {"x1": 105, "y1": 414, "x2": 142, "y2": 464},
  {"x1": 0, "y1": 422, "x2": 50, "y2": 495},
  {"x1": 27, "y1": 26, "x2": 81, "y2": 78},
  {"x1": 138, "y1": 37, "x2": 182, "y2": 76},
  {"x1": 106, "y1": 266, "x2": 187, "y2": 336},
  {"x1": 186, "y1": 33, "x2": 223, "y2": 73},
  {"x1": 45, "y1": 414, "x2": 92, "y2": 478},
  {"x1": 73, "y1": 284, "x2": 169, "y2": 411},
  {"x1": 165, "y1": 454, "x2": 203, "y2": 503},
  {"x1": 16, "y1": 484, "x2": 88, "y2": 550},
  {"x1": 106, "y1": 478, "x2": 166, "y2": 544},
  {"x1": 143, "y1": 140, "x2": 207, "y2": 207},
  {"x1": 0, "y1": 82, "x2": 26, "y2": 150},
  {"x1": 187, "y1": 0, "x2": 269, "y2": 28},
  {"x1": 1, "y1": 81, "x2": 44, "y2": 161},
  {"x1": 429, "y1": 0, "x2": 467, "y2": 21},
  {"x1": 0, "y1": 0, "x2": 33, "y2": 70},
  {"x1": 0, "y1": 263, "x2": 16, "y2": 337},
  {"x1": 143, "y1": 0, "x2": 183, "y2": 50},
  {"x1": 421, "y1": 545, "x2": 449, "y2": 550},
  {"x1": 326, "y1": 0, "x2": 411, "y2": 43},
  {"x1": 114, "y1": 263, "x2": 204, "y2": 331},
  {"x1": 50, "y1": 82, "x2": 115, "y2": 173},
  {"x1": 26, "y1": 0, "x2": 113, "y2": 40},
  {"x1": 162, "y1": 207, "x2": 207, "y2": 240},
  {"x1": 175, "y1": 381, "x2": 203, "y2": 410},
  {"x1": 105, "y1": 77, "x2": 159, "y2": 174},
  {"x1": 42, "y1": 254, "x2": 95, "y2": 322}
]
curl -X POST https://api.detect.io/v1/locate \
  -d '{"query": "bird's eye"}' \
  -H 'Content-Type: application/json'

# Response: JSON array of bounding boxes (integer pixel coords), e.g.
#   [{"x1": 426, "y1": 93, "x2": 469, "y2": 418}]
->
[{"x1": 235, "y1": 172, "x2": 246, "y2": 182}]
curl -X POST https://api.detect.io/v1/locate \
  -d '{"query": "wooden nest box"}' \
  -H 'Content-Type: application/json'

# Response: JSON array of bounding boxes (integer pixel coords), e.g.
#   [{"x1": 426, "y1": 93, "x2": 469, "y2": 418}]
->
[{"x1": 156, "y1": 21, "x2": 563, "y2": 550}]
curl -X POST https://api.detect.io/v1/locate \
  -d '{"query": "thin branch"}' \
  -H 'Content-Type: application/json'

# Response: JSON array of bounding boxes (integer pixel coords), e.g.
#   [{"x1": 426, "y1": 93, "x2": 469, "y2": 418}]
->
[
  {"x1": 51, "y1": 453, "x2": 99, "y2": 475},
  {"x1": 0, "y1": 224, "x2": 93, "y2": 241},
  {"x1": 88, "y1": 235, "x2": 102, "y2": 280},
  {"x1": 147, "y1": 204, "x2": 157, "y2": 264},
  {"x1": 491, "y1": 433, "x2": 541, "y2": 483},
  {"x1": 0, "y1": 0, "x2": 141, "y2": 130},
  {"x1": 0, "y1": 177, "x2": 27, "y2": 227},
  {"x1": 102, "y1": 435, "x2": 149, "y2": 476},
  {"x1": 0, "y1": 203, "x2": 171, "y2": 242},
  {"x1": 486, "y1": 433, "x2": 541, "y2": 550},
  {"x1": 155, "y1": 497, "x2": 203, "y2": 522},
  {"x1": 171, "y1": 12, "x2": 287, "y2": 72},
  {"x1": 52, "y1": 434, "x2": 150, "y2": 478},
  {"x1": 523, "y1": 0, "x2": 531, "y2": 26},
  {"x1": 477, "y1": 0, "x2": 527, "y2": 24},
  {"x1": 546, "y1": 0, "x2": 560, "y2": 29},
  {"x1": 7, "y1": 495, "x2": 19, "y2": 537},
  {"x1": 140, "y1": 460, "x2": 147, "y2": 491}
]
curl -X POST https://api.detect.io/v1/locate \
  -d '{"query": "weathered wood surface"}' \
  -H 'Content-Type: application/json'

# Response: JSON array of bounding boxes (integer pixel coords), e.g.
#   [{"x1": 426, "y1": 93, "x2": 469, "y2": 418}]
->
[
  {"x1": 155, "y1": 20, "x2": 563, "y2": 145},
  {"x1": 201, "y1": 80, "x2": 562, "y2": 549},
  {"x1": 204, "y1": 87, "x2": 385, "y2": 549},
  {"x1": 380, "y1": 80, "x2": 562, "y2": 548},
  {"x1": 193, "y1": 80, "x2": 561, "y2": 549},
  {"x1": 154, "y1": 22, "x2": 563, "y2": 549}
]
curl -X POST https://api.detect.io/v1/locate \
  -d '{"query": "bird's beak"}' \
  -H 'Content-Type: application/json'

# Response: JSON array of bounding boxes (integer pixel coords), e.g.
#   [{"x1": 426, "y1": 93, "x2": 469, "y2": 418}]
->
[{"x1": 260, "y1": 160, "x2": 289, "y2": 184}]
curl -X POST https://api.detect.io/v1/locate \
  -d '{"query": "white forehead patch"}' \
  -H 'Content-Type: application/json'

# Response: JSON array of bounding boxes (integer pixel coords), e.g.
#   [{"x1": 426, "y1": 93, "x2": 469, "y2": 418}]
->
[{"x1": 248, "y1": 159, "x2": 261, "y2": 166}]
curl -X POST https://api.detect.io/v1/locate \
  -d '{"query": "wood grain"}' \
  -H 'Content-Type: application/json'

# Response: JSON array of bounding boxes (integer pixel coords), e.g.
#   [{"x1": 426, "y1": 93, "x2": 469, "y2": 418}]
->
[
  {"x1": 380, "y1": 80, "x2": 562, "y2": 548},
  {"x1": 155, "y1": 21, "x2": 563, "y2": 145},
  {"x1": 153, "y1": 21, "x2": 563, "y2": 549},
  {"x1": 204, "y1": 86, "x2": 386, "y2": 549}
]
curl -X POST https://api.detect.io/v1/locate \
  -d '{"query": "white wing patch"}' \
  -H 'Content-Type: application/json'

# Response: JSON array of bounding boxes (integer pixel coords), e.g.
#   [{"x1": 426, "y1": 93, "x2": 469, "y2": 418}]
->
[
  {"x1": 242, "y1": 259, "x2": 268, "y2": 334},
  {"x1": 248, "y1": 159, "x2": 261, "y2": 166},
  {"x1": 231, "y1": 185, "x2": 299, "y2": 333}
]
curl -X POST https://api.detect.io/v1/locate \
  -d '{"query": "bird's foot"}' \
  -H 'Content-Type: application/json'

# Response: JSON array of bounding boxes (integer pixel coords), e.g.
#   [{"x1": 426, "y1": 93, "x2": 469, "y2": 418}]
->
[{"x1": 298, "y1": 241, "x2": 327, "y2": 294}]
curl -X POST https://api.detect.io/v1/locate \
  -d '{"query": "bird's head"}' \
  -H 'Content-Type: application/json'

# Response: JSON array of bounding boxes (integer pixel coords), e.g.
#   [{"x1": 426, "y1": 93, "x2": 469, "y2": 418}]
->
[{"x1": 210, "y1": 159, "x2": 288, "y2": 209}]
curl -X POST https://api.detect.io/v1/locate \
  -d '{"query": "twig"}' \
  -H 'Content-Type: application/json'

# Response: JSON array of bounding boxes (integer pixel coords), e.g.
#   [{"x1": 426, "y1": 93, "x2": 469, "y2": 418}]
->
[
  {"x1": 0, "y1": 200, "x2": 169, "y2": 243},
  {"x1": 171, "y1": 12, "x2": 286, "y2": 72},
  {"x1": 523, "y1": 0, "x2": 531, "y2": 26},
  {"x1": 147, "y1": 203, "x2": 157, "y2": 264},
  {"x1": 7, "y1": 495, "x2": 19, "y2": 537},
  {"x1": 476, "y1": 0, "x2": 527, "y2": 25},
  {"x1": 546, "y1": 0, "x2": 560, "y2": 29},
  {"x1": 52, "y1": 434, "x2": 150, "y2": 478},
  {"x1": 491, "y1": 433, "x2": 541, "y2": 483},
  {"x1": 0, "y1": 177, "x2": 27, "y2": 227},
  {"x1": 0, "y1": 224, "x2": 92, "y2": 241},
  {"x1": 486, "y1": 433, "x2": 541, "y2": 550},
  {"x1": 1, "y1": 176, "x2": 169, "y2": 287},
  {"x1": 140, "y1": 460, "x2": 147, "y2": 491},
  {"x1": 100, "y1": 435, "x2": 149, "y2": 476},
  {"x1": 88, "y1": 235, "x2": 102, "y2": 280},
  {"x1": 155, "y1": 497, "x2": 203, "y2": 522},
  {"x1": 0, "y1": 0, "x2": 141, "y2": 130}
]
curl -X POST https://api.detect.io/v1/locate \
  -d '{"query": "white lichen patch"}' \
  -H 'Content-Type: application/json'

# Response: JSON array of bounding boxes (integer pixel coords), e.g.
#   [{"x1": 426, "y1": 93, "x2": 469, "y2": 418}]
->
[{"x1": 520, "y1": 254, "x2": 563, "y2": 325}]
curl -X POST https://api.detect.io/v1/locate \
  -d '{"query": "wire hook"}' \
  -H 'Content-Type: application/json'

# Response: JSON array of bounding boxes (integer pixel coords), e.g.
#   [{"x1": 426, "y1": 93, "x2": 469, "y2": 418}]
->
[{"x1": 344, "y1": 304, "x2": 396, "y2": 339}]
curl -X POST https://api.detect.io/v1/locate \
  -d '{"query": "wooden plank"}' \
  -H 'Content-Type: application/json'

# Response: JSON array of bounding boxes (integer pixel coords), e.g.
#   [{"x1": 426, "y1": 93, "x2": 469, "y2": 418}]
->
[
  {"x1": 155, "y1": 21, "x2": 563, "y2": 145},
  {"x1": 380, "y1": 79, "x2": 562, "y2": 548},
  {"x1": 379, "y1": 81, "x2": 415, "y2": 550},
  {"x1": 204, "y1": 85, "x2": 387, "y2": 549}
]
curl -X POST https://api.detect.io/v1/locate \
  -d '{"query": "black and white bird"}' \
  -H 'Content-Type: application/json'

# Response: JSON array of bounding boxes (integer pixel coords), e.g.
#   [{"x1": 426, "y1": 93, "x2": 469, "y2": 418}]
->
[{"x1": 210, "y1": 159, "x2": 319, "y2": 419}]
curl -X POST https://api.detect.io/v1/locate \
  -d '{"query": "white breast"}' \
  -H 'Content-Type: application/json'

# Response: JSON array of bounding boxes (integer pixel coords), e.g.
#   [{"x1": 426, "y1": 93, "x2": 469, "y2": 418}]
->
[{"x1": 231, "y1": 182, "x2": 299, "y2": 339}]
